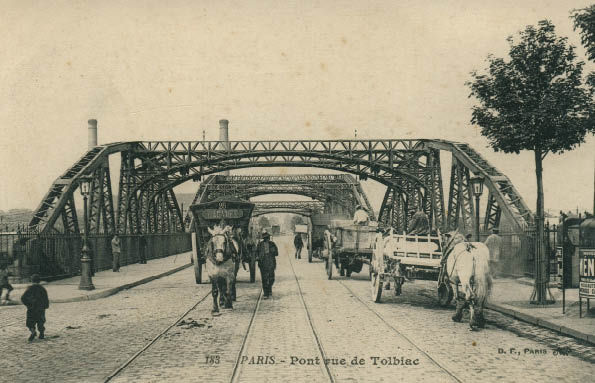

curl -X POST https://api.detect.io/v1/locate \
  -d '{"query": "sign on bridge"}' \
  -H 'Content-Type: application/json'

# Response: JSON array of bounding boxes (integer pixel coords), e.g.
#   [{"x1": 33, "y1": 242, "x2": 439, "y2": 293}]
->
[
  {"x1": 579, "y1": 248, "x2": 595, "y2": 298},
  {"x1": 200, "y1": 209, "x2": 244, "y2": 220}
]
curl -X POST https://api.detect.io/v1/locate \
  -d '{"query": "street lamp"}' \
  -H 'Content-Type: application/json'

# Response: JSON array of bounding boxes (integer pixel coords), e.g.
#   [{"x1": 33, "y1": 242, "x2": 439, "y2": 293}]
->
[
  {"x1": 79, "y1": 177, "x2": 95, "y2": 290},
  {"x1": 470, "y1": 175, "x2": 484, "y2": 242}
]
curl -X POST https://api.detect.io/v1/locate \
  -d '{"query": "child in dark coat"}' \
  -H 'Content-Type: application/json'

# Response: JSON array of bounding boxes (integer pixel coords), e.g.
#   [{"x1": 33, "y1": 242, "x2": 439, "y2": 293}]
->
[
  {"x1": 21, "y1": 274, "x2": 49, "y2": 341},
  {"x1": 0, "y1": 264, "x2": 13, "y2": 303}
]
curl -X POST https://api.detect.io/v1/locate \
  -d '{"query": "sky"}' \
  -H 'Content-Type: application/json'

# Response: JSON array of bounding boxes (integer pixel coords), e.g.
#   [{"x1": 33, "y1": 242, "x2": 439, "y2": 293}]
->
[{"x1": 0, "y1": 0, "x2": 594, "y2": 215}]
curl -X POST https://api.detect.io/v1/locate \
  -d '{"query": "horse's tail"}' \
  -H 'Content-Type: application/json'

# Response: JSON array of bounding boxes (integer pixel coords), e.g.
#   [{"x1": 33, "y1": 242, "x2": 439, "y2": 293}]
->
[{"x1": 474, "y1": 245, "x2": 492, "y2": 306}]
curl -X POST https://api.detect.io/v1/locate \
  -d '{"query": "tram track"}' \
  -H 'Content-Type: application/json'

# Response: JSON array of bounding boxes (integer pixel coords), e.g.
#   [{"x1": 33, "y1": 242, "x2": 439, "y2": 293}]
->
[
  {"x1": 229, "y1": 289, "x2": 263, "y2": 382},
  {"x1": 103, "y1": 289, "x2": 213, "y2": 383},
  {"x1": 231, "y1": 253, "x2": 334, "y2": 383},
  {"x1": 287, "y1": 255, "x2": 336, "y2": 383},
  {"x1": 337, "y1": 279, "x2": 463, "y2": 383}
]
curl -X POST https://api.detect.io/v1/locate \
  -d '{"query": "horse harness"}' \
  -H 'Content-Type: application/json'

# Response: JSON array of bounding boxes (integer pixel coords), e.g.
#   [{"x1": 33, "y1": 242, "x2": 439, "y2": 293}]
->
[
  {"x1": 443, "y1": 240, "x2": 477, "y2": 287},
  {"x1": 207, "y1": 233, "x2": 238, "y2": 264}
]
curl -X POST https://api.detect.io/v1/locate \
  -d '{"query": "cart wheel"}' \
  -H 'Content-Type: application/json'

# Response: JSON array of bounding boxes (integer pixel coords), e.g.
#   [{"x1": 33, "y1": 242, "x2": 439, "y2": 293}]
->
[
  {"x1": 326, "y1": 249, "x2": 333, "y2": 280},
  {"x1": 438, "y1": 283, "x2": 454, "y2": 306},
  {"x1": 371, "y1": 273, "x2": 383, "y2": 302},
  {"x1": 369, "y1": 265, "x2": 373, "y2": 281},
  {"x1": 249, "y1": 258, "x2": 256, "y2": 283},
  {"x1": 194, "y1": 260, "x2": 202, "y2": 284}
]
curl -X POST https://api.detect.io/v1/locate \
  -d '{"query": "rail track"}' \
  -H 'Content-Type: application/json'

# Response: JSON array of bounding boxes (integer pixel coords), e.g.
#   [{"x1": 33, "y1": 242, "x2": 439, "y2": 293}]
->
[
  {"x1": 231, "y1": 255, "x2": 335, "y2": 383},
  {"x1": 337, "y1": 278, "x2": 463, "y2": 383},
  {"x1": 103, "y1": 289, "x2": 213, "y2": 382}
]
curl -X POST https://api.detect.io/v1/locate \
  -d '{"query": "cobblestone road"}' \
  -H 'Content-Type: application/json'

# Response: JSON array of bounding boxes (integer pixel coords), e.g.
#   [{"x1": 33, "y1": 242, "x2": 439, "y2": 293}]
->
[{"x1": 1, "y1": 235, "x2": 593, "y2": 383}]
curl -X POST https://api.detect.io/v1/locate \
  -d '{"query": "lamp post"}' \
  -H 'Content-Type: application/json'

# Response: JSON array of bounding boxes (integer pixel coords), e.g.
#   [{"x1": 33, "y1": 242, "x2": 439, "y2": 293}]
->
[
  {"x1": 79, "y1": 177, "x2": 95, "y2": 290},
  {"x1": 470, "y1": 175, "x2": 484, "y2": 242}
]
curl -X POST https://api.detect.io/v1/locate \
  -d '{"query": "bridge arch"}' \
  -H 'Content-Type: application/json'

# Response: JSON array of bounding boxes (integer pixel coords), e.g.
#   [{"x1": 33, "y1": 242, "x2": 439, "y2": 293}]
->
[{"x1": 28, "y1": 138, "x2": 532, "y2": 237}]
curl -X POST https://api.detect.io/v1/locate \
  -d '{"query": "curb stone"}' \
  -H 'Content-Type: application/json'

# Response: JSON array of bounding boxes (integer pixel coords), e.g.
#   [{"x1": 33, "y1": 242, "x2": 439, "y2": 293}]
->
[
  {"x1": 487, "y1": 302, "x2": 594, "y2": 346},
  {"x1": 1, "y1": 263, "x2": 191, "y2": 306}
]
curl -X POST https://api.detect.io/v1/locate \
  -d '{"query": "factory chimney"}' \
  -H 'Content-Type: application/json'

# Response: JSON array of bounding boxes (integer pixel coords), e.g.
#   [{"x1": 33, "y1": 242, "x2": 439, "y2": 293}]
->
[
  {"x1": 219, "y1": 119, "x2": 230, "y2": 176},
  {"x1": 88, "y1": 119, "x2": 98, "y2": 149}
]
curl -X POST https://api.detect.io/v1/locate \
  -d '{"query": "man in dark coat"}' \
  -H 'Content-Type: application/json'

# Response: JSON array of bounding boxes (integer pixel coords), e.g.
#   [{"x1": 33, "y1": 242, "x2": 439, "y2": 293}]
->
[
  {"x1": 139, "y1": 235, "x2": 147, "y2": 264},
  {"x1": 21, "y1": 274, "x2": 49, "y2": 341},
  {"x1": 0, "y1": 264, "x2": 14, "y2": 303},
  {"x1": 294, "y1": 233, "x2": 303, "y2": 259},
  {"x1": 256, "y1": 230, "x2": 278, "y2": 299}
]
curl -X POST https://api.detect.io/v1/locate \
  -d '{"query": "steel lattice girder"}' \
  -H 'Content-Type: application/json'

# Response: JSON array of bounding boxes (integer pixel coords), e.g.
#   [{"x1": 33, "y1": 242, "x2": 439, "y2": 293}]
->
[
  {"x1": 252, "y1": 201, "x2": 325, "y2": 217},
  {"x1": 28, "y1": 139, "x2": 532, "y2": 236},
  {"x1": 185, "y1": 174, "x2": 369, "y2": 228},
  {"x1": 88, "y1": 159, "x2": 116, "y2": 234}
]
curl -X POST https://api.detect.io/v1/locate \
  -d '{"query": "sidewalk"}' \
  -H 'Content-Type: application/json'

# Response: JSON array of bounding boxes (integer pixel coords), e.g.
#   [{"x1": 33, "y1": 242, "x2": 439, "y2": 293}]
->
[
  {"x1": 1, "y1": 252, "x2": 192, "y2": 306},
  {"x1": 488, "y1": 277, "x2": 595, "y2": 345}
]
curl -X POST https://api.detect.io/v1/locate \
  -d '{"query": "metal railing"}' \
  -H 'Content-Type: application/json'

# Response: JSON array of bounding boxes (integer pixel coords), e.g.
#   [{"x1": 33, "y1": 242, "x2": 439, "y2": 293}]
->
[{"x1": 0, "y1": 230, "x2": 191, "y2": 281}]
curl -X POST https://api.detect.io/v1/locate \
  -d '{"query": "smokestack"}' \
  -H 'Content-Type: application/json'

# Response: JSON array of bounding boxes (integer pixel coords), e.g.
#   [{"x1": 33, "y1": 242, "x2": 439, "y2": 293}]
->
[
  {"x1": 88, "y1": 119, "x2": 98, "y2": 149},
  {"x1": 219, "y1": 119, "x2": 230, "y2": 176}
]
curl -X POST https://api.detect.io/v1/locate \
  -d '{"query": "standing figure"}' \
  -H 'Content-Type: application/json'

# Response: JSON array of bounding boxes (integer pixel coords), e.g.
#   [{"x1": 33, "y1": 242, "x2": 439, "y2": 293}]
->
[
  {"x1": 111, "y1": 234, "x2": 121, "y2": 272},
  {"x1": 0, "y1": 264, "x2": 14, "y2": 304},
  {"x1": 256, "y1": 230, "x2": 278, "y2": 299},
  {"x1": 294, "y1": 233, "x2": 303, "y2": 259},
  {"x1": 139, "y1": 235, "x2": 147, "y2": 264},
  {"x1": 408, "y1": 207, "x2": 430, "y2": 235},
  {"x1": 21, "y1": 274, "x2": 49, "y2": 341},
  {"x1": 353, "y1": 205, "x2": 369, "y2": 225},
  {"x1": 484, "y1": 228, "x2": 502, "y2": 278}
]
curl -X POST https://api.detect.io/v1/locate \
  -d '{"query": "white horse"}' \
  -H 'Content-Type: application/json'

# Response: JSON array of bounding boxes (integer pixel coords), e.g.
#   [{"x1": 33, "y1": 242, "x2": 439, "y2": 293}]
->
[
  {"x1": 442, "y1": 231, "x2": 492, "y2": 330},
  {"x1": 206, "y1": 224, "x2": 239, "y2": 314}
]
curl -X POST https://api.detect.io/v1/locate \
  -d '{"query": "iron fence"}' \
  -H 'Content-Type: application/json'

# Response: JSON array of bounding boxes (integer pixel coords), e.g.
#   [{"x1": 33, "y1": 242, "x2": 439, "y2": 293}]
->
[
  {"x1": 479, "y1": 223, "x2": 558, "y2": 280},
  {"x1": 0, "y1": 230, "x2": 191, "y2": 281}
]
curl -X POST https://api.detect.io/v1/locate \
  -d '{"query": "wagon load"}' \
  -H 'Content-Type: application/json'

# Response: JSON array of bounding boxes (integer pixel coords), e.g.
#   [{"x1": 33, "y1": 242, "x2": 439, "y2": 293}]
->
[{"x1": 371, "y1": 230, "x2": 449, "y2": 304}]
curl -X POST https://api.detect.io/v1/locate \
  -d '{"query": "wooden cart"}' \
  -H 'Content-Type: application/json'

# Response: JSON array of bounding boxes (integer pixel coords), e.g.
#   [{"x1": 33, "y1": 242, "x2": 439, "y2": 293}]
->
[
  {"x1": 370, "y1": 230, "x2": 453, "y2": 305},
  {"x1": 189, "y1": 197, "x2": 255, "y2": 284},
  {"x1": 323, "y1": 219, "x2": 378, "y2": 280}
]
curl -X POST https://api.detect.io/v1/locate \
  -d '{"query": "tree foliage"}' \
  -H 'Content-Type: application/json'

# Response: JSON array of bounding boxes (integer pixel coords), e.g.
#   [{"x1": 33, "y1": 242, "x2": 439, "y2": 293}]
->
[
  {"x1": 467, "y1": 20, "x2": 594, "y2": 159},
  {"x1": 572, "y1": 5, "x2": 595, "y2": 61}
]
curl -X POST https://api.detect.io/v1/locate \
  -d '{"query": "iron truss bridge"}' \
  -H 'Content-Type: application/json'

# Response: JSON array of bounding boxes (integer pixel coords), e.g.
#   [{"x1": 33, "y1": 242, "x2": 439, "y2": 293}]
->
[
  {"x1": 185, "y1": 174, "x2": 373, "y2": 227},
  {"x1": 28, "y1": 139, "x2": 533, "y2": 236},
  {"x1": 251, "y1": 201, "x2": 326, "y2": 217}
]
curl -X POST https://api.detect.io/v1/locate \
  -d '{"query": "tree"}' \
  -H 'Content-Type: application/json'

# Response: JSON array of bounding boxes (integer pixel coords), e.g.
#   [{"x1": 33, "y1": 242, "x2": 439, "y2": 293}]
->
[
  {"x1": 290, "y1": 215, "x2": 306, "y2": 231},
  {"x1": 257, "y1": 216, "x2": 270, "y2": 229},
  {"x1": 467, "y1": 20, "x2": 595, "y2": 304},
  {"x1": 572, "y1": 5, "x2": 595, "y2": 61}
]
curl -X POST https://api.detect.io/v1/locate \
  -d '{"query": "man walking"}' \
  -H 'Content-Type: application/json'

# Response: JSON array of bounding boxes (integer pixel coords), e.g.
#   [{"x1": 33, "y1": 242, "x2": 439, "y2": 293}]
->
[
  {"x1": 294, "y1": 233, "x2": 303, "y2": 259},
  {"x1": 111, "y1": 234, "x2": 121, "y2": 272},
  {"x1": 484, "y1": 228, "x2": 502, "y2": 278},
  {"x1": 256, "y1": 230, "x2": 278, "y2": 299},
  {"x1": 21, "y1": 274, "x2": 49, "y2": 341},
  {"x1": 139, "y1": 235, "x2": 147, "y2": 264}
]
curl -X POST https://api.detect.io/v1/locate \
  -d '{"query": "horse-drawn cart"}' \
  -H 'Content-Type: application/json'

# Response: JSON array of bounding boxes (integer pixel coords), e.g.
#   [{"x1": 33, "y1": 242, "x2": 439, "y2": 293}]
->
[
  {"x1": 370, "y1": 230, "x2": 453, "y2": 305},
  {"x1": 189, "y1": 197, "x2": 255, "y2": 284},
  {"x1": 323, "y1": 219, "x2": 378, "y2": 280}
]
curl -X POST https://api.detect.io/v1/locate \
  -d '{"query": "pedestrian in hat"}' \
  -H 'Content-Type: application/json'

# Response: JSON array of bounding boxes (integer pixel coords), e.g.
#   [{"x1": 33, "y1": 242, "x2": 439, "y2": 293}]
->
[
  {"x1": 256, "y1": 229, "x2": 278, "y2": 299},
  {"x1": 293, "y1": 232, "x2": 303, "y2": 259},
  {"x1": 21, "y1": 274, "x2": 49, "y2": 341}
]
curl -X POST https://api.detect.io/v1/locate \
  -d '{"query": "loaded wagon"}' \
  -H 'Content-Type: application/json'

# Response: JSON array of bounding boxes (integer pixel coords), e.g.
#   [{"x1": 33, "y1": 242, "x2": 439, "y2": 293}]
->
[
  {"x1": 323, "y1": 219, "x2": 378, "y2": 280},
  {"x1": 370, "y1": 230, "x2": 452, "y2": 305},
  {"x1": 189, "y1": 197, "x2": 256, "y2": 284}
]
